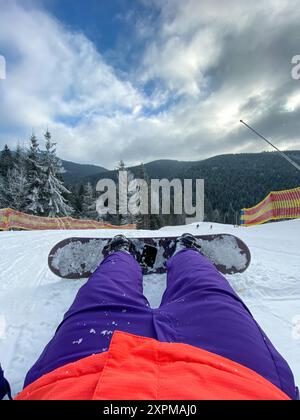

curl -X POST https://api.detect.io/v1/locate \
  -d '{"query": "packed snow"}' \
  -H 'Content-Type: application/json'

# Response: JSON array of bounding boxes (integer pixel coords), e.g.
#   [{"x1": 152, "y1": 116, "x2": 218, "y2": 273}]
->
[{"x1": 0, "y1": 220, "x2": 299, "y2": 397}]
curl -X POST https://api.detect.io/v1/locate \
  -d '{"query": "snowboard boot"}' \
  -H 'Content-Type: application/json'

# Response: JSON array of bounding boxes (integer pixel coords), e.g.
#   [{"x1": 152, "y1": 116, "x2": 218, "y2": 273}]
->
[
  {"x1": 174, "y1": 233, "x2": 202, "y2": 255},
  {"x1": 104, "y1": 235, "x2": 136, "y2": 257}
]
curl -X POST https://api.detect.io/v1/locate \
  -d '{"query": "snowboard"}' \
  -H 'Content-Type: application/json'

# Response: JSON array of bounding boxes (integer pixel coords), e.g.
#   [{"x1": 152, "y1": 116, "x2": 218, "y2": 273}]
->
[{"x1": 48, "y1": 234, "x2": 251, "y2": 279}]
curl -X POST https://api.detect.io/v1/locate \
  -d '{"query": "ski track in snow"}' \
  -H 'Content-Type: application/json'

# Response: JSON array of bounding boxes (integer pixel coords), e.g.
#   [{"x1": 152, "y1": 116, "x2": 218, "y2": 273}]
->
[{"x1": 0, "y1": 222, "x2": 299, "y2": 397}]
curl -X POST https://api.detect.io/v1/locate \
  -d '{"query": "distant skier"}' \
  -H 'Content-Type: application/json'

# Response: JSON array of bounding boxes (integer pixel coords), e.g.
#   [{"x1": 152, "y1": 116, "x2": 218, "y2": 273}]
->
[{"x1": 15, "y1": 234, "x2": 297, "y2": 400}]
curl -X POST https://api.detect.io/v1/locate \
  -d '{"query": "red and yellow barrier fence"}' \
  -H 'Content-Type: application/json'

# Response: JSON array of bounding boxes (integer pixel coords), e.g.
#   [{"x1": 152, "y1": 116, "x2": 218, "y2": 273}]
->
[
  {"x1": 0, "y1": 208, "x2": 136, "y2": 231},
  {"x1": 240, "y1": 187, "x2": 300, "y2": 226}
]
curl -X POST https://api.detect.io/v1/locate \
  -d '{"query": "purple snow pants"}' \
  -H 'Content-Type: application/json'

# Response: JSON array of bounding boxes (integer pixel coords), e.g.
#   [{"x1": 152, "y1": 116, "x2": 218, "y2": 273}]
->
[{"x1": 24, "y1": 250, "x2": 297, "y2": 399}]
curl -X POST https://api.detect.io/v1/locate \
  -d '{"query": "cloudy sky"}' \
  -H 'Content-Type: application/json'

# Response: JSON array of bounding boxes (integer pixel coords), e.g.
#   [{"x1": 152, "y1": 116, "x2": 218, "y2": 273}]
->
[{"x1": 0, "y1": 0, "x2": 300, "y2": 168}]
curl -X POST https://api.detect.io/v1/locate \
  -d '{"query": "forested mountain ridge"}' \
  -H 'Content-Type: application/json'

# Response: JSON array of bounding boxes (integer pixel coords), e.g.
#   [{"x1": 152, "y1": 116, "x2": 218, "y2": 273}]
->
[
  {"x1": 182, "y1": 151, "x2": 300, "y2": 220},
  {"x1": 61, "y1": 160, "x2": 108, "y2": 185},
  {"x1": 82, "y1": 151, "x2": 300, "y2": 223}
]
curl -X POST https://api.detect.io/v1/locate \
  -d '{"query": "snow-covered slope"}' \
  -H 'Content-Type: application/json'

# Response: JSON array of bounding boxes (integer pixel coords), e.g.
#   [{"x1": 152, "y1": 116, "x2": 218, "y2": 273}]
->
[{"x1": 0, "y1": 220, "x2": 299, "y2": 396}]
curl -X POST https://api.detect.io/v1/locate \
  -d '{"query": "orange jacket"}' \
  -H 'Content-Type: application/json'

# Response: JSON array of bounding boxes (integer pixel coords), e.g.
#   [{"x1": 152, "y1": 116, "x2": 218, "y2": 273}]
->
[{"x1": 16, "y1": 331, "x2": 289, "y2": 400}]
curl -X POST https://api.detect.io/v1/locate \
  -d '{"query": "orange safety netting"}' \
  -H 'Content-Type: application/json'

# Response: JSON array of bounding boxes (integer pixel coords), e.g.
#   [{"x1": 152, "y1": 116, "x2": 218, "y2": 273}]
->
[
  {"x1": 0, "y1": 208, "x2": 136, "y2": 231},
  {"x1": 240, "y1": 187, "x2": 300, "y2": 226}
]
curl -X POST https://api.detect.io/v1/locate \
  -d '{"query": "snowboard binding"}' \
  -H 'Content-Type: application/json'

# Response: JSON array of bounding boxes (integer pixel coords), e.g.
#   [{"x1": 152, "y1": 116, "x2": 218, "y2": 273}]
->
[
  {"x1": 103, "y1": 235, "x2": 158, "y2": 271},
  {"x1": 174, "y1": 233, "x2": 202, "y2": 254},
  {"x1": 103, "y1": 235, "x2": 136, "y2": 257}
]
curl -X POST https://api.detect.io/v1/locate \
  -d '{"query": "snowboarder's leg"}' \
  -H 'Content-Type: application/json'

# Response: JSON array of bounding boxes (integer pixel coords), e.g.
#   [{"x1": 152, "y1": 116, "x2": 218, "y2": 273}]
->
[
  {"x1": 24, "y1": 252, "x2": 155, "y2": 388},
  {"x1": 158, "y1": 249, "x2": 297, "y2": 400},
  {"x1": 65, "y1": 251, "x2": 150, "y2": 314}
]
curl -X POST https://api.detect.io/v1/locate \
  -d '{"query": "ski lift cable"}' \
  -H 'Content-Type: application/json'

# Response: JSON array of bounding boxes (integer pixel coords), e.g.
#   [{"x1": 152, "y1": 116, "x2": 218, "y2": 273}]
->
[{"x1": 240, "y1": 120, "x2": 300, "y2": 172}]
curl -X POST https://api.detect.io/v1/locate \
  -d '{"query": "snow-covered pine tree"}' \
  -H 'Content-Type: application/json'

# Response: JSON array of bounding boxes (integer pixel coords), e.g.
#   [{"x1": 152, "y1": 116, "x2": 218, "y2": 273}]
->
[
  {"x1": 82, "y1": 182, "x2": 98, "y2": 220},
  {"x1": 0, "y1": 144, "x2": 14, "y2": 177},
  {"x1": 127, "y1": 172, "x2": 147, "y2": 228},
  {"x1": 117, "y1": 160, "x2": 126, "y2": 225},
  {"x1": 25, "y1": 134, "x2": 45, "y2": 215},
  {"x1": 0, "y1": 145, "x2": 14, "y2": 208},
  {"x1": 117, "y1": 160, "x2": 136, "y2": 225},
  {"x1": 40, "y1": 130, "x2": 74, "y2": 217},
  {"x1": 68, "y1": 184, "x2": 84, "y2": 217},
  {"x1": 134, "y1": 163, "x2": 151, "y2": 229},
  {"x1": 5, "y1": 144, "x2": 29, "y2": 211},
  {"x1": 212, "y1": 208, "x2": 222, "y2": 223},
  {"x1": 0, "y1": 174, "x2": 7, "y2": 208}
]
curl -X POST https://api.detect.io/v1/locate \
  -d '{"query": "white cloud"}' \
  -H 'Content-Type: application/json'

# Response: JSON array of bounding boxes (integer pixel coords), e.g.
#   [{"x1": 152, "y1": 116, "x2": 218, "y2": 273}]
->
[
  {"x1": 141, "y1": 27, "x2": 222, "y2": 97},
  {"x1": 137, "y1": 0, "x2": 300, "y2": 151},
  {"x1": 140, "y1": 0, "x2": 300, "y2": 96},
  {"x1": 285, "y1": 91, "x2": 300, "y2": 112},
  {"x1": 0, "y1": 0, "x2": 147, "y2": 159}
]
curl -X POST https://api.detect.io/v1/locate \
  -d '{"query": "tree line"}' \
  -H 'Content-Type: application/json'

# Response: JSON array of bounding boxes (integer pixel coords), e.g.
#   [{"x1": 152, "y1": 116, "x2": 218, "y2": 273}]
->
[{"x1": 0, "y1": 138, "x2": 182, "y2": 228}]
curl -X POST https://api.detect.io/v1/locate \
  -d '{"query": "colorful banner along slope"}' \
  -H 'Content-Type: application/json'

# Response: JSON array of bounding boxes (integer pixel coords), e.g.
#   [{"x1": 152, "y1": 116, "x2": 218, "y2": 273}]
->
[
  {"x1": 240, "y1": 187, "x2": 300, "y2": 226},
  {"x1": 0, "y1": 208, "x2": 136, "y2": 231}
]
